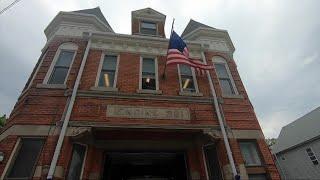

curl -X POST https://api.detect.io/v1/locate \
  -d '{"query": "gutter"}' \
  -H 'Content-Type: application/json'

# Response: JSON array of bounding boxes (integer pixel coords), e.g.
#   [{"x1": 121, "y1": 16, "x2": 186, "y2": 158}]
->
[{"x1": 47, "y1": 32, "x2": 92, "y2": 179}]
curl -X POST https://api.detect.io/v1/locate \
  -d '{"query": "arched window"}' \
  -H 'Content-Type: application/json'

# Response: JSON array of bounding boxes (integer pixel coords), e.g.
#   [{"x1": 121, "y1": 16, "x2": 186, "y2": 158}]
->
[
  {"x1": 43, "y1": 43, "x2": 78, "y2": 85},
  {"x1": 212, "y1": 56, "x2": 238, "y2": 95}
]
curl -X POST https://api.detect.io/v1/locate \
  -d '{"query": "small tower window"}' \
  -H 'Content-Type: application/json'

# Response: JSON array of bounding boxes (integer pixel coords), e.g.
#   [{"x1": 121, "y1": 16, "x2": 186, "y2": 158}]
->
[{"x1": 140, "y1": 21, "x2": 157, "y2": 35}]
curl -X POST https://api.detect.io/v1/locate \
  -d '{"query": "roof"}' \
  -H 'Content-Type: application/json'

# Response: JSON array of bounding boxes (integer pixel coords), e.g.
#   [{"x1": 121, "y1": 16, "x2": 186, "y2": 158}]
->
[
  {"x1": 272, "y1": 106, "x2": 320, "y2": 154},
  {"x1": 181, "y1": 19, "x2": 216, "y2": 38},
  {"x1": 73, "y1": 7, "x2": 113, "y2": 32}
]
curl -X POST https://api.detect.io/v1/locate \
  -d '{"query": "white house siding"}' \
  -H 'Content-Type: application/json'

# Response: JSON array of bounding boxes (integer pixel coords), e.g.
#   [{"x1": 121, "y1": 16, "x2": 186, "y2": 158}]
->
[{"x1": 275, "y1": 138, "x2": 320, "y2": 180}]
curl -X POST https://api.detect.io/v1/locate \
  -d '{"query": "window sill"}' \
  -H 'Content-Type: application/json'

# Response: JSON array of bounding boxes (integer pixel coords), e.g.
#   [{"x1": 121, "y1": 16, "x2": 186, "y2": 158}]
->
[
  {"x1": 179, "y1": 91, "x2": 203, "y2": 97},
  {"x1": 90, "y1": 86, "x2": 118, "y2": 92},
  {"x1": 245, "y1": 166, "x2": 266, "y2": 174},
  {"x1": 134, "y1": 33, "x2": 163, "y2": 38},
  {"x1": 136, "y1": 89, "x2": 162, "y2": 95},
  {"x1": 222, "y1": 94, "x2": 243, "y2": 99},
  {"x1": 36, "y1": 83, "x2": 67, "y2": 89}
]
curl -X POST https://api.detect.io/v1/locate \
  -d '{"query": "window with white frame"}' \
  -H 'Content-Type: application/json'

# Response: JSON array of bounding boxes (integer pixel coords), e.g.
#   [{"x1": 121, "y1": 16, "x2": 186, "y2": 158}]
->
[
  {"x1": 213, "y1": 56, "x2": 237, "y2": 95},
  {"x1": 178, "y1": 64, "x2": 198, "y2": 93},
  {"x1": 48, "y1": 51, "x2": 75, "y2": 84},
  {"x1": 67, "y1": 144, "x2": 87, "y2": 180},
  {"x1": 140, "y1": 21, "x2": 157, "y2": 35},
  {"x1": 44, "y1": 43, "x2": 77, "y2": 85},
  {"x1": 6, "y1": 138, "x2": 44, "y2": 179},
  {"x1": 140, "y1": 57, "x2": 158, "y2": 90},
  {"x1": 239, "y1": 141, "x2": 262, "y2": 166},
  {"x1": 97, "y1": 55, "x2": 118, "y2": 88},
  {"x1": 306, "y1": 148, "x2": 319, "y2": 165}
]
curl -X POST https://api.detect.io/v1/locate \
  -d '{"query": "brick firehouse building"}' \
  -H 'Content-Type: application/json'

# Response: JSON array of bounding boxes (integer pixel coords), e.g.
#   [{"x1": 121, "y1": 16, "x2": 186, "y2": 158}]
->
[{"x1": 0, "y1": 7, "x2": 279, "y2": 180}]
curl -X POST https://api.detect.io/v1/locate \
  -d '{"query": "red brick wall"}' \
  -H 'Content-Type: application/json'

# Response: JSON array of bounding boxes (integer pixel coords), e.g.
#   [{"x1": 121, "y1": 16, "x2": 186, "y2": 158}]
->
[
  {"x1": 257, "y1": 139, "x2": 281, "y2": 179},
  {"x1": 0, "y1": 136, "x2": 18, "y2": 176},
  {"x1": 158, "y1": 22, "x2": 166, "y2": 38},
  {"x1": 82, "y1": 146, "x2": 103, "y2": 179},
  {"x1": 0, "y1": 36, "x2": 279, "y2": 179},
  {"x1": 6, "y1": 37, "x2": 265, "y2": 132},
  {"x1": 132, "y1": 18, "x2": 140, "y2": 35}
]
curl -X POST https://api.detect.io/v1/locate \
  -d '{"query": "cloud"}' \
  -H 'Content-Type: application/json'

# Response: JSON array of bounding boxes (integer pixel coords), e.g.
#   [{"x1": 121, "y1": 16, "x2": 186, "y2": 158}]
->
[{"x1": 302, "y1": 52, "x2": 318, "y2": 66}]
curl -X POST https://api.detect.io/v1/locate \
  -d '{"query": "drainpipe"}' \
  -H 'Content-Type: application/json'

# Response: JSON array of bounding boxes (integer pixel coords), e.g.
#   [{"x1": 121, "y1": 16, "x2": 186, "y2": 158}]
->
[
  {"x1": 274, "y1": 153, "x2": 287, "y2": 180},
  {"x1": 47, "y1": 32, "x2": 92, "y2": 179},
  {"x1": 201, "y1": 49, "x2": 238, "y2": 179}
]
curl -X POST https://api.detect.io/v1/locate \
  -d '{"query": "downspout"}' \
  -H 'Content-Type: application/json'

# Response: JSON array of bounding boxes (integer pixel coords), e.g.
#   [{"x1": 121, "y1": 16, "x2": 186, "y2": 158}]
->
[
  {"x1": 274, "y1": 153, "x2": 287, "y2": 180},
  {"x1": 201, "y1": 49, "x2": 238, "y2": 179},
  {"x1": 47, "y1": 32, "x2": 92, "y2": 179}
]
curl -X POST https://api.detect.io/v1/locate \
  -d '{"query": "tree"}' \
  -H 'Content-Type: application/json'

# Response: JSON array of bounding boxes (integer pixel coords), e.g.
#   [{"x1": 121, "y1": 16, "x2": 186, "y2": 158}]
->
[
  {"x1": 0, "y1": 114, "x2": 6, "y2": 127},
  {"x1": 265, "y1": 138, "x2": 277, "y2": 147}
]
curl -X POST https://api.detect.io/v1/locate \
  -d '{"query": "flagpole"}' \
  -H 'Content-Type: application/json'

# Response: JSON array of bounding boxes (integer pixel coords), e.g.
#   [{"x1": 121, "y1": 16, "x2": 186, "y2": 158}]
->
[
  {"x1": 162, "y1": 18, "x2": 175, "y2": 79},
  {"x1": 201, "y1": 50, "x2": 238, "y2": 179}
]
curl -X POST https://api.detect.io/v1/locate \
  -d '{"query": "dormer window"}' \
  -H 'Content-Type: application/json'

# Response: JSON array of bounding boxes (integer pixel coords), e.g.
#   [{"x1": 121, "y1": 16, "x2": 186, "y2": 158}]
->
[{"x1": 140, "y1": 21, "x2": 157, "y2": 35}]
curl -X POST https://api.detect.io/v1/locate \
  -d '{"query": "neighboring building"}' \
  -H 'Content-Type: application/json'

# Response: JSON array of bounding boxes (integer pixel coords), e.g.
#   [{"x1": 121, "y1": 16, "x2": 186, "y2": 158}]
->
[
  {"x1": 0, "y1": 7, "x2": 279, "y2": 180},
  {"x1": 272, "y1": 106, "x2": 320, "y2": 179}
]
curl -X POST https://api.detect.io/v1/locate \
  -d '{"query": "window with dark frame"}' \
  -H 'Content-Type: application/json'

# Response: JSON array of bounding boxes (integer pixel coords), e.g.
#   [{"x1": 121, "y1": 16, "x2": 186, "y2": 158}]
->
[
  {"x1": 6, "y1": 139, "x2": 44, "y2": 179},
  {"x1": 306, "y1": 148, "x2": 319, "y2": 165},
  {"x1": 67, "y1": 144, "x2": 86, "y2": 180},
  {"x1": 239, "y1": 141, "x2": 262, "y2": 166},
  {"x1": 48, "y1": 50, "x2": 75, "y2": 84},
  {"x1": 204, "y1": 144, "x2": 223, "y2": 180},
  {"x1": 214, "y1": 63, "x2": 235, "y2": 95},
  {"x1": 98, "y1": 55, "x2": 117, "y2": 88},
  {"x1": 248, "y1": 174, "x2": 268, "y2": 180},
  {"x1": 141, "y1": 58, "x2": 156, "y2": 90},
  {"x1": 140, "y1": 21, "x2": 157, "y2": 35},
  {"x1": 179, "y1": 64, "x2": 196, "y2": 92}
]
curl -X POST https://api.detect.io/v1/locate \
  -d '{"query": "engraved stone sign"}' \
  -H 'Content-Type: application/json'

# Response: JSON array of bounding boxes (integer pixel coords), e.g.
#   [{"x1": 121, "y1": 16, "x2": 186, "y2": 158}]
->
[{"x1": 107, "y1": 105, "x2": 190, "y2": 120}]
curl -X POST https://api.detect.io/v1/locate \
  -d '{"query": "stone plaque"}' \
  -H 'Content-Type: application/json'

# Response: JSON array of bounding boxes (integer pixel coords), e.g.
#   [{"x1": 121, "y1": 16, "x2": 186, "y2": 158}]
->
[{"x1": 107, "y1": 105, "x2": 190, "y2": 120}]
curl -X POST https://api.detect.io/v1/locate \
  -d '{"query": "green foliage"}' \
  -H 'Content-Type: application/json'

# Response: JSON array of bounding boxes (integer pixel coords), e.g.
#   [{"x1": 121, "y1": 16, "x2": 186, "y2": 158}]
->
[
  {"x1": 0, "y1": 114, "x2": 6, "y2": 127},
  {"x1": 265, "y1": 138, "x2": 277, "y2": 147}
]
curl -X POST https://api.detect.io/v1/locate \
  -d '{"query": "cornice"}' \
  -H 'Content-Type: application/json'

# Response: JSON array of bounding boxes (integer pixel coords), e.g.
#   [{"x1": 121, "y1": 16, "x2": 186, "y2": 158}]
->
[
  {"x1": 90, "y1": 31, "x2": 203, "y2": 58},
  {"x1": 44, "y1": 11, "x2": 114, "y2": 41},
  {"x1": 132, "y1": 8, "x2": 166, "y2": 22},
  {"x1": 183, "y1": 27, "x2": 235, "y2": 53}
]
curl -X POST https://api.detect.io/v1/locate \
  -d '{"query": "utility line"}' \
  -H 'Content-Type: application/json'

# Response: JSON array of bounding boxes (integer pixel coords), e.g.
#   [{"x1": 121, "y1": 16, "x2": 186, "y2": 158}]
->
[{"x1": 0, "y1": 0, "x2": 21, "y2": 15}]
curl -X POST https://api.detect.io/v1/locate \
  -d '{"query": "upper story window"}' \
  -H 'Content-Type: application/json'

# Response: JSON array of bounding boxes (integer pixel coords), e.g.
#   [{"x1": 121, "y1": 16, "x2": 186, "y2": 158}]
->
[
  {"x1": 140, "y1": 21, "x2": 157, "y2": 35},
  {"x1": 48, "y1": 51, "x2": 75, "y2": 84},
  {"x1": 97, "y1": 54, "x2": 119, "y2": 88},
  {"x1": 306, "y1": 148, "x2": 319, "y2": 165},
  {"x1": 140, "y1": 57, "x2": 158, "y2": 90},
  {"x1": 6, "y1": 138, "x2": 44, "y2": 179},
  {"x1": 213, "y1": 56, "x2": 238, "y2": 96},
  {"x1": 239, "y1": 141, "x2": 262, "y2": 166},
  {"x1": 178, "y1": 64, "x2": 198, "y2": 93},
  {"x1": 44, "y1": 43, "x2": 78, "y2": 85}
]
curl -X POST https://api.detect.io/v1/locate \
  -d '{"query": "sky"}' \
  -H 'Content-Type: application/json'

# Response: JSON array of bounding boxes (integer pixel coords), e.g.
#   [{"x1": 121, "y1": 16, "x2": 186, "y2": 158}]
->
[{"x1": 0, "y1": 0, "x2": 319, "y2": 138}]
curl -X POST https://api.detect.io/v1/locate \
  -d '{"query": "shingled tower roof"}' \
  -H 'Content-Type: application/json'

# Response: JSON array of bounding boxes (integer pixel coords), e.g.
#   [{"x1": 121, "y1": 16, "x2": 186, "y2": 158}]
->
[
  {"x1": 181, "y1": 19, "x2": 215, "y2": 38},
  {"x1": 73, "y1": 7, "x2": 114, "y2": 32}
]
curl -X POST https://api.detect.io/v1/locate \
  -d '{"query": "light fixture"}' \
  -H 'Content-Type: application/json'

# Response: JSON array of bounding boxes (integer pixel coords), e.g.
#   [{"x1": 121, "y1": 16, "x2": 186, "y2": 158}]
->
[
  {"x1": 0, "y1": 152, "x2": 4, "y2": 162},
  {"x1": 183, "y1": 79, "x2": 190, "y2": 89},
  {"x1": 104, "y1": 73, "x2": 110, "y2": 87},
  {"x1": 146, "y1": 78, "x2": 150, "y2": 83}
]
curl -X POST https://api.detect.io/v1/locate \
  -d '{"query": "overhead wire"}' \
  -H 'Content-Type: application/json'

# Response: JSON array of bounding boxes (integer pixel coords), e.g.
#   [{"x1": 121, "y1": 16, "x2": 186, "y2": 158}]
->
[{"x1": 0, "y1": 0, "x2": 22, "y2": 15}]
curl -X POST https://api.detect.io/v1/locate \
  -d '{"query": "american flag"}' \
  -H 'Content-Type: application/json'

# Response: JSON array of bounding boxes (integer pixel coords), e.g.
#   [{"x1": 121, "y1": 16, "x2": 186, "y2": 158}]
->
[{"x1": 166, "y1": 31, "x2": 214, "y2": 75}]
